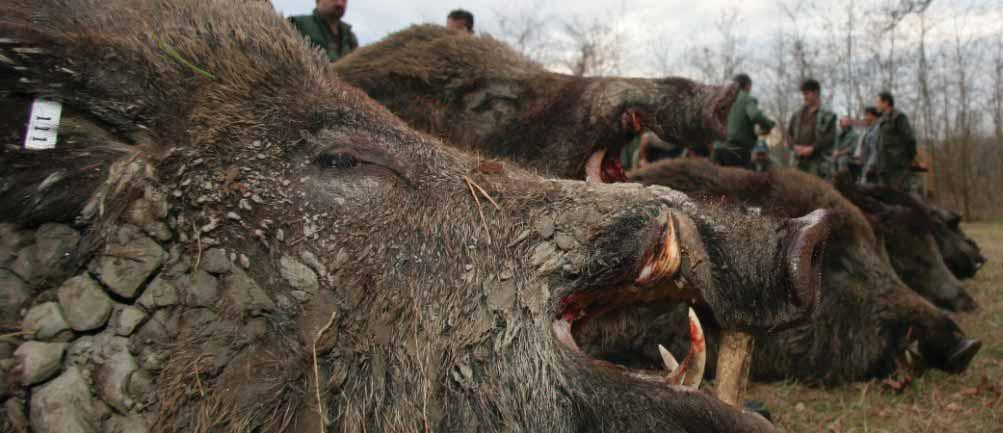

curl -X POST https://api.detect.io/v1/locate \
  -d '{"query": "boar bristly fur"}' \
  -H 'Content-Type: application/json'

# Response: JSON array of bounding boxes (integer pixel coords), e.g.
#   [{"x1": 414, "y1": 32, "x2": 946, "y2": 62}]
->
[
  {"x1": 630, "y1": 160, "x2": 980, "y2": 384},
  {"x1": 334, "y1": 25, "x2": 737, "y2": 179},
  {"x1": 0, "y1": 1, "x2": 817, "y2": 433}
]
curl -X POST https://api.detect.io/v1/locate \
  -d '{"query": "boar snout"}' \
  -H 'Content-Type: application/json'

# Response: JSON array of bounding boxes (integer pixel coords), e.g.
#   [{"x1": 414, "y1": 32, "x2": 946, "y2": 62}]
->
[{"x1": 784, "y1": 209, "x2": 831, "y2": 317}]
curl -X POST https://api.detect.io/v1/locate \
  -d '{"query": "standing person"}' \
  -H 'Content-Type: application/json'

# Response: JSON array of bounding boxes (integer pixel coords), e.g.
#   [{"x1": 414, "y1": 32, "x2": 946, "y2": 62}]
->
[
  {"x1": 831, "y1": 116, "x2": 860, "y2": 178},
  {"x1": 787, "y1": 79, "x2": 837, "y2": 177},
  {"x1": 714, "y1": 73, "x2": 775, "y2": 167},
  {"x1": 446, "y1": 9, "x2": 475, "y2": 34},
  {"x1": 875, "y1": 91, "x2": 919, "y2": 194},
  {"x1": 288, "y1": 0, "x2": 359, "y2": 62},
  {"x1": 854, "y1": 106, "x2": 882, "y2": 185}
]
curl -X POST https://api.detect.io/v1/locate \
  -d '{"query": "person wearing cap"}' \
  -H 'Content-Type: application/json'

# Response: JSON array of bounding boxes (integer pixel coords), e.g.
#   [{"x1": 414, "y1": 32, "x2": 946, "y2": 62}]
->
[{"x1": 747, "y1": 142, "x2": 778, "y2": 173}]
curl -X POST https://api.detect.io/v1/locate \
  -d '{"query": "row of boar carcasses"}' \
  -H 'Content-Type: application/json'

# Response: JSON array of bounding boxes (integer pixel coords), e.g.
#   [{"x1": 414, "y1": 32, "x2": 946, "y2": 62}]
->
[{"x1": 0, "y1": 2, "x2": 986, "y2": 433}]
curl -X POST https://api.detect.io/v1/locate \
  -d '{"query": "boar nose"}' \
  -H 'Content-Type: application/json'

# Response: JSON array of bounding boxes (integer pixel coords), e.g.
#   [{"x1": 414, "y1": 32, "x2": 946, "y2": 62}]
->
[{"x1": 784, "y1": 209, "x2": 832, "y2": 314}]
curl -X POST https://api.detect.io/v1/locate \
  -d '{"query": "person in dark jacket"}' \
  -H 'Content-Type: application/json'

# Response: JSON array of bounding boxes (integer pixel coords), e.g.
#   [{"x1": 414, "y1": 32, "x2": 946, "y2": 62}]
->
[
  {"x1": 787, "y1": 79, "x2": 837, "y2": 177},
  {"x1": 714, "y1": 73, "x2": 775, "y2": 167},
  {"x1": 875, "y1": 91, "x2": 919, "y2": 194},
  {"x1": 288, "y1": 0, "x2": 359, "y2": 61}
]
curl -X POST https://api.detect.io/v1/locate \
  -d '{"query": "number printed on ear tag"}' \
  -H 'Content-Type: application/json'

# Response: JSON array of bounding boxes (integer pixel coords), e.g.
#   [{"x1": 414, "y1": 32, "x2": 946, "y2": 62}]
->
[{"x1": 24, "y1": 98, "x2": 63, "y2": 150}]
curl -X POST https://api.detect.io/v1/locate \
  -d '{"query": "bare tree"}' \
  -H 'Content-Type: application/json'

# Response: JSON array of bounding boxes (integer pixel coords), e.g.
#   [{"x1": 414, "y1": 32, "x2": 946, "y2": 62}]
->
[
  {"x1": 684, "y1": 7, "x2": 748, "y2": 83},
  {"x1": 557, "y1": 17, "x2": 625, "y2": 77},
  {"x1": 492, "y1": 9, "x2": 557, "y2": 65}
]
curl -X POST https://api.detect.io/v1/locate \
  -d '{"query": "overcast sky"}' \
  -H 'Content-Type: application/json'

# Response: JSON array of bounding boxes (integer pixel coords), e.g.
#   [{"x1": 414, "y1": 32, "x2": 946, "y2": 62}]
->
[
  {"x1": 271, "y1": 0, "x2": 1000, "y2": 79},
  {"x1": 271, "y1": 0, "x2": 780, "y2": 48}
]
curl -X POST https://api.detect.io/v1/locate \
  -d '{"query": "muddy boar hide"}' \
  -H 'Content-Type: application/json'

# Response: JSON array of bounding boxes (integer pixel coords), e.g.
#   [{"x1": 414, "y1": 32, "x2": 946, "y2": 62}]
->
[
  {"x1": 0, "y1": 1, "x2": 841, "y2": 432},
  {"x1": 627, "y1": 160, "x2": 981, "y2": 384},
  {"x1": 832, "y1": 176, "x2": 978, "y2": 312},
  {"x1": 334, "y1": 25, "x2": 736, "y2": 180},
  {"x1": 327, "y1": 25, "x2": 980, "y2": 385}
]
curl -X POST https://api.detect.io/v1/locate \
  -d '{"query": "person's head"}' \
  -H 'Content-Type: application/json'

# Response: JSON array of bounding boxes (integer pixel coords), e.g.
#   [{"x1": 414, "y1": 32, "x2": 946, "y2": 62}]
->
[
  {"x1": 839, "y1": 116, "x2": 852, "y2": 129},
  {"x1": 447, "y1": 9, "x2": 474, "y2": 33},
  {"x1": 752, "y1": 143, "x2": 770, "y2": 163},
  {"x1": 877, "y1": 91, "x2": 895, "y2": 113},
  {"x1": 863, "y1": 106, "x2": 879, "y2": 125},
  {"x1": 316, "y1": 0, "x2": 347, "y2": 20},
  {"x1": 800, "y1": 79, "x2": 821, "y2": 108},
  {"x1": 733, "y1": 73, "x2": 752, "y2": 91}
]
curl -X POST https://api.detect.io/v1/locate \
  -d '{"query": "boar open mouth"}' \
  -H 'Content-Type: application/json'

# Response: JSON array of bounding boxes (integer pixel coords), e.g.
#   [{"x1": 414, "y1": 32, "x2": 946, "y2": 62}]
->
[
  {"x1": 584, "y1": 148, "x2": 629, "y2": 184},
  {"x1": 551, "y1": 212, "x2": 754, "y2": 409},
  {"x1": 552, "y1": 207, "x2": 831, "y2": 411}
]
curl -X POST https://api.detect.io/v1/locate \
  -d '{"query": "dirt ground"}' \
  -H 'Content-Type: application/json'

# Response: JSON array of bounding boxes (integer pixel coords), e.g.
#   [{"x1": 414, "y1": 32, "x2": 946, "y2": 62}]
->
[{"x1": 747, "y1": 223, "x2": 1003, "y2": 433}]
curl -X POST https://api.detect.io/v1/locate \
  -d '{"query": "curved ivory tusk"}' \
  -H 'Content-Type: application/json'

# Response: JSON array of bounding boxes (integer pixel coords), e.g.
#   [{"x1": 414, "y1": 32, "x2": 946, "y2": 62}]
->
[
  {"x1": 585, "y1": 150, "x2": 606, "y2": 184},
  {"x1": 666, "y1": 308, "x2": 706, "y2": 389}
]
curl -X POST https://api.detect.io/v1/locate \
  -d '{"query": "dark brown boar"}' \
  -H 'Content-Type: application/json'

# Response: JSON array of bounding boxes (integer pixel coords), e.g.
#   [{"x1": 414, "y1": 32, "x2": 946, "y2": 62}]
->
[
  {"x1": 833, "y1": 178, "x2": 987, "y2": 281},
  {"x1": 927, "y1": 207, "x2": 987, "y2": 279},
  {"x1": 334, "y1": 25, "x2": 736, "y2": 180},
  {"x1": 833, "y1": 177, "x2": 978, "y2": 311},
  {"x1": 628, "y1": 160, "x2": 982, "y2": 384},
  {"x1": 0, "y1": 1, "x2": 835, "y2": 432}
]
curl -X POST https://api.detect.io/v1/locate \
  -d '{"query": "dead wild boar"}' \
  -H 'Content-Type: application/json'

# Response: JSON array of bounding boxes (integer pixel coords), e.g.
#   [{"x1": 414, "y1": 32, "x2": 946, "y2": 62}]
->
[
  {"x1": 0, "y1": 1, "x2": 835, "y2": 432},
  {"x1": 334, "y1": 25, "x2": 735, "y2": 179},
  {"x1": 928, "y1": 207, "x2": 987, "y2": 279},
  {"x1": 629, "y1": 160, "x2": 982, "y2": 384},
  {"x1": 329, "y1": 23, "x2": 981, "y2": 385},
  {"x1": 833, "y1": 177, "x2": 978, "y2": 311},
  {"x1": 834, "y1": 178, "x2": 986, "y2": 281}
]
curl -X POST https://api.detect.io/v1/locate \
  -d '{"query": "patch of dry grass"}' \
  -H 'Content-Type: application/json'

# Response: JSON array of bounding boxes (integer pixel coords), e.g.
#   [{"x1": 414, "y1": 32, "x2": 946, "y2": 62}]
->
[{"x1": 747, "y1": 223, "x2": 1003, "y2": 433}]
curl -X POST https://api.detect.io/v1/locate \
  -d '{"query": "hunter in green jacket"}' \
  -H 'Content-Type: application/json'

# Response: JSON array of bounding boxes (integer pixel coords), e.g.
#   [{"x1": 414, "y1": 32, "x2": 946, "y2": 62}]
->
[
  {"x1": 787, "y1": 79, "x2": 837, "y2": 177},
  {"x1": 715, "y1": 74, "x2": 775, "y2": 167},
  {"x1": 289, "y1": 1, "x2": 359, "y2": 62}
]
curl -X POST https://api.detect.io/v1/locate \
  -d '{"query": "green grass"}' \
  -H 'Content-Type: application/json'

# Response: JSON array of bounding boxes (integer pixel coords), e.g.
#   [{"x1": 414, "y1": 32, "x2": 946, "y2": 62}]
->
[{"x1": 747, "y1": 223, "x2": 1003, "y2": 433}]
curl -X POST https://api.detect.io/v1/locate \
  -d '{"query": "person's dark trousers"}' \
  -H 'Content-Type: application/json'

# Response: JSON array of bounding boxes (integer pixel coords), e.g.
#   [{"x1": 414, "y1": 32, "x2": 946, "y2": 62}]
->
[{"x1": 713, "y1": 146, "x2": 751, "y2": 167}]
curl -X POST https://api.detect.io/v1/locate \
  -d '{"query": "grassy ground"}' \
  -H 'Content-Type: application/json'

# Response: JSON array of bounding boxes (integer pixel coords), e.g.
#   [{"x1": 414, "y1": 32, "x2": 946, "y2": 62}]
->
[{"x1": 747, "y1": 223, "x2": 1003, "y2": 433}]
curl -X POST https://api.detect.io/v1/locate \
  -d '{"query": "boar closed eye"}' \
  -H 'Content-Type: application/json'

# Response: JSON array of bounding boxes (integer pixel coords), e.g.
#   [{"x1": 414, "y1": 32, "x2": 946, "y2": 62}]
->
[
  {"x1": 317, "y1": 152, "x2": 359, "y2": 169},
  {"x1": 314, "y1": 148, "x2": 416, "y2": 189}
]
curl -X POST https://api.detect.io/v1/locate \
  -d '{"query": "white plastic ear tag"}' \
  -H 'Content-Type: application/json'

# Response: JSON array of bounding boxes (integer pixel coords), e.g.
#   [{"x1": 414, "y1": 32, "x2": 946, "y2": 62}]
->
[{"x1": 24, "y1": 98, "x2": 63, "y2": 150}]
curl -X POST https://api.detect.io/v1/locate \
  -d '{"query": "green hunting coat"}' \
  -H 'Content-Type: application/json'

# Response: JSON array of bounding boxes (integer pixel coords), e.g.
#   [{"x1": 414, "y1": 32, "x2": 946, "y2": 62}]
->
[
  {"x1": 289, "y1": 10, "x2": 359, "y2": 61},
  {"x1": 787, "y1": 105, "x2": 837, "y2": 176},
  {"x1": 725, "y1": 90, "x2": 776, "y2": 151}
]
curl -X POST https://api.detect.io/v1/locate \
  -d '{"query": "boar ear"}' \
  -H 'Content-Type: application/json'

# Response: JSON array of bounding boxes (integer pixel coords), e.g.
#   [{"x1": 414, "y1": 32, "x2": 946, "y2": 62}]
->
[
  {"x1": 1, "y1": 0, "x2": 328, "y2": 150},
  {"x1": 0, "y1": 96, "x2": 136, "y2": 226}
]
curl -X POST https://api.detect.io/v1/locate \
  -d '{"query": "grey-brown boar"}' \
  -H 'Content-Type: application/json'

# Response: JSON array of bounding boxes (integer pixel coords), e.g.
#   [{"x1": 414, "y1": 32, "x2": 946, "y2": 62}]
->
[
  {"x1": 334, "y1": 25, "x2": 735, "y2": 179},
  {"x1": 332, "y1": 24, "x2": 981, "y2": 385},
  {"x1": 0, "y1": 1, "x2": 833, "y2": 432}
]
